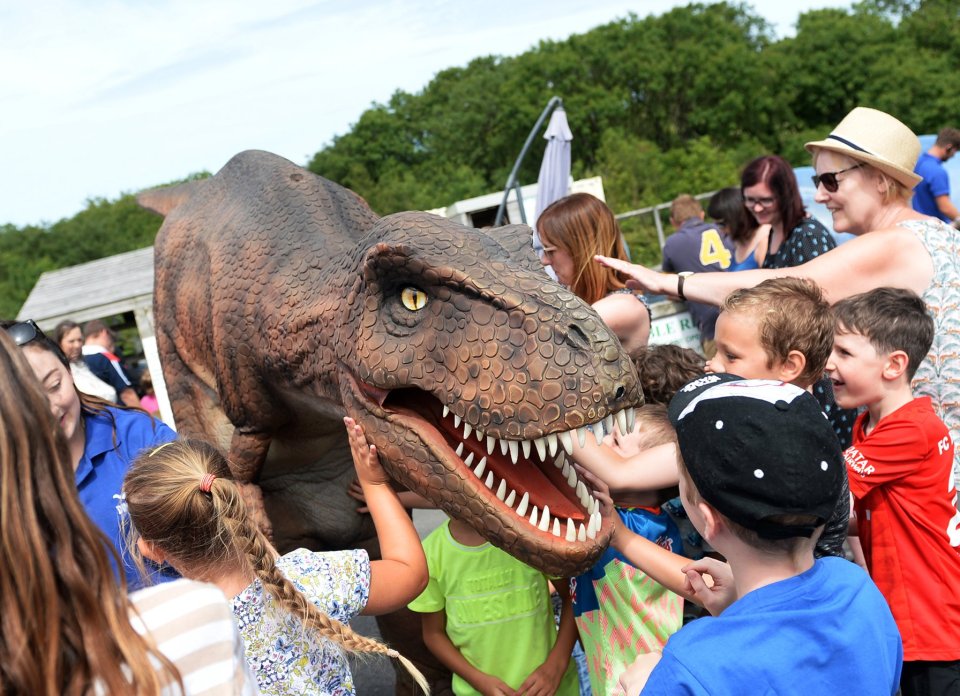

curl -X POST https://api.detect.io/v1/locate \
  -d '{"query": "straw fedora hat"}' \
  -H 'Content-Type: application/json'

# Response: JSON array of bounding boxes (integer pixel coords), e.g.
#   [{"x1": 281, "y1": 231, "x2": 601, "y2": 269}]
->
[{"x1": 805, "y1": 107, "x2": 922, "y2": 190}]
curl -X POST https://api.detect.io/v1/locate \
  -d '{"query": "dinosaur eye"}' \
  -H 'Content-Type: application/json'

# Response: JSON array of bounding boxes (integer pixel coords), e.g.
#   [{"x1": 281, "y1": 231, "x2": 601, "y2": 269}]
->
[{"x1": 401, "y1": 287, "x2": 427, "y2": 311}]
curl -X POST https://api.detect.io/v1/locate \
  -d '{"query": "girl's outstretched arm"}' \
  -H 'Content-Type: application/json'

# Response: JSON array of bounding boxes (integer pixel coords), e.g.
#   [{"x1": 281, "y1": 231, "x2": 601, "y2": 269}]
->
[
  {"x1": 569, "y1": 437, "x2": 679, "y2": 494},
  {"x1": 576, "y1": 464, "x2": 713, "y2": 601},
  {"x1": 344, "y1": 417, "x2": 428, "y2": 615}
]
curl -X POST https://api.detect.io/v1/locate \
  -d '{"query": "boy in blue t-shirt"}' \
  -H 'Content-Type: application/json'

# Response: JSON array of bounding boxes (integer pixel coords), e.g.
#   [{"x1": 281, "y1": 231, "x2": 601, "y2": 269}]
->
[{"x1": 624, "y1": 375, "x2": 902, "y2": 696}]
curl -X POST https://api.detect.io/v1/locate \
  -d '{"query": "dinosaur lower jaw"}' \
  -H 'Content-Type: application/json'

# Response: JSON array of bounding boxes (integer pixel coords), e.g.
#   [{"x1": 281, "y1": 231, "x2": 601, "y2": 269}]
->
[{"x1": 360, "y1": 384, "x2": 605, "y2": 542}]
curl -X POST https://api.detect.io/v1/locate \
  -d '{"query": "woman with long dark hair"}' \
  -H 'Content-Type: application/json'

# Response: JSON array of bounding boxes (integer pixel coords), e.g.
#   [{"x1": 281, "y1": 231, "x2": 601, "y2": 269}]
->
[
  {"x1": 740, "y1": 154, "x2": 836, "y2": 269},
  {"x1": 3, "y1": 319, "x2": 175, "y2": 588}
]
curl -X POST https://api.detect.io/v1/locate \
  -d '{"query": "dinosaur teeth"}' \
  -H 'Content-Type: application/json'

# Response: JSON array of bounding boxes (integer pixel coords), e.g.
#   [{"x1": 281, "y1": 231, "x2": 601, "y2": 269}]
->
[
  {"x1": 455, "y1": 442, "x2": 464, "y2": 458},
  {"x1": 521, "y1": 439, "x2": 531, "y2": 460},
  {"x1": 516, "y1": 491, "x2": 529, "y2": 517},
  {"x1": 626, "y1": 406, "x2": 636, "y2": 433},
  {"x1": 577, "y1": 482, "x2": 590, "y2": 509},
  {"x1": 499, "y1": 438, "x2": 509, "y2": 456},
  {"x1": 578, "y1": 522, "x2": 587, "y2": 542},
  {"x1": 464, "y1": 452, "x2": 475, "y2": 468},
  {"x1": 484, "y1": 471, "x2": 494, "y2": 490},
  {"x1": 442, "y1": 405, "x2": 450, "y2": 418},
  {"x1": 558, "y1": 431, "x2": 573, "y2": 456},
  {"x1": 547, "y1": 433, "x2": 558, "y2": 457},
  {"x1": 604, "y1": 414, "x2": 615, "y2": 438},
  {"x1": 505, "y1": 489, "x2": 516, "y2": 507},
  {"x1": 538, "y1": 506, "x2": 550, "y2": 532},
  {"x1": 529, "y1": 506, "x2": 538, "y2": 527},
  {"x1": 496, "y1": 479, "x2": 506, "y2": 501},
  {"x1": 552, "y1": 517, "x2": 561, "y2": 538},
  {"x1": 566, "y1": 464, "x2": 577, "y2": 489},
  {"x1": 463, "y1": 422, "x2": 472, "y2": 439},
  {"x1": 533, "y1": 436, "x2": 546, "y2": 461},
  {"x1": 475, "y1": 426, "x2": 484, "y2": 442},
  {"x1": 508, "y1": 440, "x2": 519, "y2": 464},
  {"x1": 587, "y1": 513, "x2": 597, "y2": 540},
  {"x1": 566, "y1": 518, "x2": 576, "y2": 542},
  {"x1": 454, "y1": 414, "x2": 461, "y2": 429},
  {"x1": 486, "y1": 435, "x2": 496, "y2": 455},
  {"x1": 592, "y1": 422, "x2": 604, "y2": 446},
  {"x1": 616, "y1": 409, "x2": 628, "y2": 436},
  {"x1": 577, "y1": 426, "x2": 587, "y2": 449},
  {"x1": 473, "y1": 456, "x2": 485, "y2": 478}
]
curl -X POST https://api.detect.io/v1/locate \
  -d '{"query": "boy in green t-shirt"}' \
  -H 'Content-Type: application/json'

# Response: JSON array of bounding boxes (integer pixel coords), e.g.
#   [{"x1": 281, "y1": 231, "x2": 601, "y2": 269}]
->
[{"x1": 409, "y1": 515, "x2": 579, "y2": 695}]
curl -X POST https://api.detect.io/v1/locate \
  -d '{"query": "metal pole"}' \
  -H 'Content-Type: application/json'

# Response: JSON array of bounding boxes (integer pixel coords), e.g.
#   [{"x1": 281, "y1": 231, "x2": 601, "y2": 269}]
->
[{"x1": 494, "y1": 96, "x2": 562, "y2": 226}]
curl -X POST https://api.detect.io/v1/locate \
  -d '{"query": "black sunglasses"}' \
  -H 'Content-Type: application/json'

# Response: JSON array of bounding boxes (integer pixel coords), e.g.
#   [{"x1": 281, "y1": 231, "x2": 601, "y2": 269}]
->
[
  {"x1": 812, "y1": 164, "x2": 863, "y2": 193},
  {"x1": 5, "y1": 319, "x2": 46, "y2": 347}
]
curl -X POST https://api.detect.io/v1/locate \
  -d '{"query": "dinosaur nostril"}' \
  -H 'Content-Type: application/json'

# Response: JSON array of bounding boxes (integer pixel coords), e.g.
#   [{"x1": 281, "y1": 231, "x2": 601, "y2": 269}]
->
[
  {"x1": 567, "y1": 324, "x2": 590, "y2": 350},
  {"x1": 615, "y1": 385, "x2": 626, "y2": 400}
]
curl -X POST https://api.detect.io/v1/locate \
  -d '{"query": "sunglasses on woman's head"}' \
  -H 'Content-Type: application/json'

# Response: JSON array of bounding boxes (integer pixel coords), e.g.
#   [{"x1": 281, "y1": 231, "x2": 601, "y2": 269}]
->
[
  {"x1": 812, "y1": 164, "x2": 863, "y2": 193},
  {"x1": 4, "y1": 319, "x2": 45, "y2": 347}
]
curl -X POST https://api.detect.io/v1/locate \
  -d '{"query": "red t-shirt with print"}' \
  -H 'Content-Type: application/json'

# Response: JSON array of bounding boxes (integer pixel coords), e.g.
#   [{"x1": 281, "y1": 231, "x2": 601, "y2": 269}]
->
[{"x1": 846, "y1": 396, "x2": 960, "y2": 661}]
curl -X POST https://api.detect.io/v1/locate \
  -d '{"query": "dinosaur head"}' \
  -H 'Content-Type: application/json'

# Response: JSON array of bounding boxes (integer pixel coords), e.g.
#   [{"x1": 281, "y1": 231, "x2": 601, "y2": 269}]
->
[{"x1": 336, "y1": 212, "x2": 641, "y2": 577}]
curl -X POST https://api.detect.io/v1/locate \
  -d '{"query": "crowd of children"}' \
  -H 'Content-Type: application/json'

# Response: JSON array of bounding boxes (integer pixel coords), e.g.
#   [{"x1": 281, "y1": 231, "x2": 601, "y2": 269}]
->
[
  {"x1": 5, "y1": 294, "x2": 960, "y2": 696},
  {"x1": 7, "y1": 272, "x2": 960, "y2": 695}
]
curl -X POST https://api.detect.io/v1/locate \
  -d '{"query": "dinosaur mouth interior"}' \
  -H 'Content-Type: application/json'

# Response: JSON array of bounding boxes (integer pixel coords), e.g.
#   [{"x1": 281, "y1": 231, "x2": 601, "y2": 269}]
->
[{"x1": 365, "y1": 384, "x2": 637, "y2": 544}]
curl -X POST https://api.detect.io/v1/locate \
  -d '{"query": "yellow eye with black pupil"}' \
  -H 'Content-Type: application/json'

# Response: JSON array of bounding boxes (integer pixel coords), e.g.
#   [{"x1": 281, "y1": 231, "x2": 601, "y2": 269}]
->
[{"x1": 401, "y1": 287, "x2": 427, "y2": 311}]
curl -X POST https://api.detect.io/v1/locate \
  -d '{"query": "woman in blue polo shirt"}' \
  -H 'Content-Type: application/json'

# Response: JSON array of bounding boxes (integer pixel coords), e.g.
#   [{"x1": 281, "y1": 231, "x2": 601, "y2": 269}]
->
[{"x1": 3, "y1": 319, "x2": 175, "y2": 588}]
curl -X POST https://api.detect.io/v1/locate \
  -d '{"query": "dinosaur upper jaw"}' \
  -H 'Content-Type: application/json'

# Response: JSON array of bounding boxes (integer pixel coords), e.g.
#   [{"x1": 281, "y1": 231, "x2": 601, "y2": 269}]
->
[{"x1": 342, "y1": 371, "x2": 628, "y2": 573}]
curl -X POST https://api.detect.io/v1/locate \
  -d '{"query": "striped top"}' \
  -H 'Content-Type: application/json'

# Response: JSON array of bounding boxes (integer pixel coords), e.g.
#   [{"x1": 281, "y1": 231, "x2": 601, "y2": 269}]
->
[{"x1": 129, "y1": 579, "x2": 258, "y2": 695}]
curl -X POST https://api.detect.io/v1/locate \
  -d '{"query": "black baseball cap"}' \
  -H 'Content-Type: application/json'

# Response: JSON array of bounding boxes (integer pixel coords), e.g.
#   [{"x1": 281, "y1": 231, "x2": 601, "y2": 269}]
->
[{"x1": 668, "y1": 374, "x2": 844, "y2": 540}]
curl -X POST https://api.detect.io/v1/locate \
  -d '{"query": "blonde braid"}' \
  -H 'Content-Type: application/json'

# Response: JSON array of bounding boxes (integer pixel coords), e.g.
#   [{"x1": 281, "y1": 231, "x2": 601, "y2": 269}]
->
[{"x1": 218, "y1": 479, "x2": 430, "y2": 694}]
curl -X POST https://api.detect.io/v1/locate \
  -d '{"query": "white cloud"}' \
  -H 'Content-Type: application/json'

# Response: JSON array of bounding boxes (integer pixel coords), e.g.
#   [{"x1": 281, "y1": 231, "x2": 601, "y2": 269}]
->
[{"x1": 0, "y1": 0, "x2": 851, "y2": 226}]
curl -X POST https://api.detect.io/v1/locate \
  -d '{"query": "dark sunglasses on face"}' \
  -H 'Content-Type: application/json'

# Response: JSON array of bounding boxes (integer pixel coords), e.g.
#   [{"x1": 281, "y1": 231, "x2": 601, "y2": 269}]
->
[
  {"x1": 812, "y1": 163, "x2": 863, "y2": 193},
  {"x1": 5, "y1": 319, "x2": 46, "y2": 347}
]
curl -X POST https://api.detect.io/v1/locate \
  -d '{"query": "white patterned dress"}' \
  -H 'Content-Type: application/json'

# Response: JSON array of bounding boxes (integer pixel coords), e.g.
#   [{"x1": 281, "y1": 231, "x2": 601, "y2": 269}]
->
[
  {"x1": 231, "y1": 548, "x2": 371, "y2": 696},
  {"x1": 905, "y1": 217, "x2": 960, "y2": 477}
]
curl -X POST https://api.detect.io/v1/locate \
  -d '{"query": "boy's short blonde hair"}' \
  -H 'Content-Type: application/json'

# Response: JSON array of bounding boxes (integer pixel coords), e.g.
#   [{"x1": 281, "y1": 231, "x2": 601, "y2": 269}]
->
[
  {"x1": 633, "y1": 404, "x2": 676, "y2": 450},
  {"x1": 721, "y1": 277, "x2": 834, "y2": 388}
]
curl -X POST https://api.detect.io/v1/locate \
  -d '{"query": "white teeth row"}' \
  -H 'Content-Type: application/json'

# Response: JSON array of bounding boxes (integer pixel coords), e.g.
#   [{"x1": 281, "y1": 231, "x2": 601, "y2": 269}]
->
[
  {"x1": 442, "y1": 405, "x2": 637, "y2": 464},
  {"x1": 461, "y1": 448, "x2": 602, "y2": 541}
]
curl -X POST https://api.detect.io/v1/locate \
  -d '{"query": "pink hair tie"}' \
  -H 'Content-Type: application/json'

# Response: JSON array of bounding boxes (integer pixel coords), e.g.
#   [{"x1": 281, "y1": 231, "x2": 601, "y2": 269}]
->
[{"x1": 199, "y1": 473, "x2": 216, "y2": 494}]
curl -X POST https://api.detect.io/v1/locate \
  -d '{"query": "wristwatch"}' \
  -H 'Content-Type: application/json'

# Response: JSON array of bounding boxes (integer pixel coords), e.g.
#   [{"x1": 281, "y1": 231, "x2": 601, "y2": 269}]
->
[{"x1": 677, "y1": 272, "x2": 694, "y2": 301}]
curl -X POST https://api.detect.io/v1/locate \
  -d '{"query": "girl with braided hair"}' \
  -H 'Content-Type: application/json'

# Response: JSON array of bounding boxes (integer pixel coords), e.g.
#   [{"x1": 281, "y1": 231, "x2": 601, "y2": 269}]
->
[{"x1": 124, "y1": 419, "x2": 429, "y2": 696}]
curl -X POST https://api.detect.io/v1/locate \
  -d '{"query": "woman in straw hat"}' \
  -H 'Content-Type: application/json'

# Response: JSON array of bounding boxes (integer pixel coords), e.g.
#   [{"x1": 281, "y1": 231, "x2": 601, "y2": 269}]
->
[{"x1": 595, "y1": 106, "x2": 960, "y2": 468}]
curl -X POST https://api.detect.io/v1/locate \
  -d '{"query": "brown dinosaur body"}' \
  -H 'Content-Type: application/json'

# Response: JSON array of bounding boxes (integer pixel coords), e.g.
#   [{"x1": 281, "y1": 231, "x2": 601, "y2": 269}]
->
[{"x1": 140, "y1": 149, "x2": 640, "y2": 578}]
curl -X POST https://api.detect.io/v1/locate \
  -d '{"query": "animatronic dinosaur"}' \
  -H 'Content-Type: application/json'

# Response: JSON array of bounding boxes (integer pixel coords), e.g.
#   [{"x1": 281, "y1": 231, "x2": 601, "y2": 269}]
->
[{"x1": 139, "y1": 150, "x2": 641, "y2": 577}]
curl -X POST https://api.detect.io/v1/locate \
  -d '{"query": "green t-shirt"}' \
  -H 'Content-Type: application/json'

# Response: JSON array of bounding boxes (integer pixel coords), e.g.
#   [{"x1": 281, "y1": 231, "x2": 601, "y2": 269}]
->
[{"x1": 408, "y1": 519, "x2": 578, "y2": 696}]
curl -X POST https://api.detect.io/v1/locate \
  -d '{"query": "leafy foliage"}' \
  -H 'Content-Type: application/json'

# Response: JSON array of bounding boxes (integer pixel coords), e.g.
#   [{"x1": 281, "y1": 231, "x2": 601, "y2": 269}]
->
[{"x1": 4, "y1": 1, "x2": 958, "y2": 316}]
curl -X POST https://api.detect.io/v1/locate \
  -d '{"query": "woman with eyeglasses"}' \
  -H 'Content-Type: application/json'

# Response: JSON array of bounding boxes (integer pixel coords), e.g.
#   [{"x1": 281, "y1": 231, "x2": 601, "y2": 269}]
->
[
  {"x1": 741, "y1": 154, "x2": 837, "y2": 269},
  {"x1": 537, "y1": 192, "x2": 650, "y2": 356},
  {"x1": 1, "y1": 319, "x2": 176, "y2": 589},
  {"x1": 596, "y1": 106, "x2": 960, "y2": 471},
  {"x1": 0, "y1": 330, "x2": 256, "y2": 695},
  {"x1": 706, "y1": 187, "x2": 769, "y2": 272}
]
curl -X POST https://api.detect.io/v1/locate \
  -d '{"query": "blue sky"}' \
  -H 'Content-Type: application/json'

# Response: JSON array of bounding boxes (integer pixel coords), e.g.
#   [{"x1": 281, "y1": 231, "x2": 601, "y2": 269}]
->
[{"x1": 0, "y1": 0, "x2": 852, "y2": 227}]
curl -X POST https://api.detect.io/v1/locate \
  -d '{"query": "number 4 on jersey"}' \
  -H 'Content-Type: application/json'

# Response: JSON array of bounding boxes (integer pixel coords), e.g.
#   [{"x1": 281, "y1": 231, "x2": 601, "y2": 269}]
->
[{"x1": 699, "y1": 229, "x2": 731, "y2": 269}]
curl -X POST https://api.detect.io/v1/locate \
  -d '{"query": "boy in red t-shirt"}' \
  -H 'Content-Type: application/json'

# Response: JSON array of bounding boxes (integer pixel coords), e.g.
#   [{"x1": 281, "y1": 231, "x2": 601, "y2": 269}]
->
[{"x1": 828, "y1": 287, "x2": 960, "y2": 696}]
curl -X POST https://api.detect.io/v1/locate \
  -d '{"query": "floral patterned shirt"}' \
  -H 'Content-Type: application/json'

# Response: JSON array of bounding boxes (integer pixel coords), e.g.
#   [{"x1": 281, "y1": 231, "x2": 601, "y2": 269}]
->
[{"x1": 232, "y1": 548, "x2": 371, "y2": 696}]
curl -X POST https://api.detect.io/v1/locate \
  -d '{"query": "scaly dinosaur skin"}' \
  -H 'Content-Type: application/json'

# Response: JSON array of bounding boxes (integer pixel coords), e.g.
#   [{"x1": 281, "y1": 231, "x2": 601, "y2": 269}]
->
[{"x1": 141, "y1": 150, "x2": 641, "y2": 577}]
